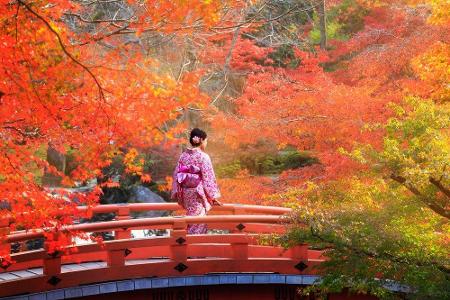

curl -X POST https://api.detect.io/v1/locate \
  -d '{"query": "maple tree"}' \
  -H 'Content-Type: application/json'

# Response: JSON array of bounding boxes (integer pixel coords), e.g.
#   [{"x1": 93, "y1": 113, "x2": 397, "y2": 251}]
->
[
  {"x1": 276, "y1": 98, "x2": 449, "y2": 299},
  {"x1": 204, "y1": 0, "x2": 448, "y2": 181},
  {"x1": 197, "y1": 0, "x2": 449, "y2": 298},
  {"x1": 0, "y1": 0, "x2": 245, "y2": 261},
  {"x1": 265, "y1": 2, "x2": 448, "y2": 298}
]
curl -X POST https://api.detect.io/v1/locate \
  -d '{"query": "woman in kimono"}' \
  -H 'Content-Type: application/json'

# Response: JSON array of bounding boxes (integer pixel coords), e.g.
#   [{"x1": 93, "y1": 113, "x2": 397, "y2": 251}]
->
[{"x1": 171, "y1": 128, "x2": 222, "y2": 234}]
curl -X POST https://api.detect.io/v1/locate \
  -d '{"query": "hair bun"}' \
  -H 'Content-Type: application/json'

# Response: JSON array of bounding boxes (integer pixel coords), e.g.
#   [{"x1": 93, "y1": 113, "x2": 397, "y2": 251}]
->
[{"x1": 189, "y1": 128, "x2": 207, "y2": 147}]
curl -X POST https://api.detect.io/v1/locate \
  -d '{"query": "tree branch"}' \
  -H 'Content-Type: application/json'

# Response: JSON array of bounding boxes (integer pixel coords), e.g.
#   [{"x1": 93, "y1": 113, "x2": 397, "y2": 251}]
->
[
  {"x1": 429, "y1": 177, "x2": 450, "y2": 199},
  {"x1": 17, "y1": 0, "x2": 105, "y2": 100},
  {"x1": 390, "y1": 174, "x2": 450, "y2": 219},
  {"x1": 63, "y1": 12, "x2": 131, "y2": 24},
  {"x1": 309, "y1": 226, "x2": 450, "y2": 275}
]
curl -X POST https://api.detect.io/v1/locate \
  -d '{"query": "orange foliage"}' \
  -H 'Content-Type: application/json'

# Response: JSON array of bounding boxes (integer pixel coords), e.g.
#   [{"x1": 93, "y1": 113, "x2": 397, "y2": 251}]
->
[
  {"x1": 411, "y1": 41, "x2": 450, "y2": 102},
  {"x1": 217, "y1": 170, "x2": 277, "y2": 205},
  {"x1": 211, "y1": 46, "x2": 387, "y2": 179},
  {"x1": 0, "y1": 0, "x2": 246, "y2": 258},
  {"x1": 210, "y1": 1, "x2": 448, "y2": 185}
]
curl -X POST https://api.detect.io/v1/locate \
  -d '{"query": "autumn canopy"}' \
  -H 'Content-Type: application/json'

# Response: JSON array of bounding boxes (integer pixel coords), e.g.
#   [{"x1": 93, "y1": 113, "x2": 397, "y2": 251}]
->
[{"x1": 0, "y1": 0, "x2": 449, "y2": 298}]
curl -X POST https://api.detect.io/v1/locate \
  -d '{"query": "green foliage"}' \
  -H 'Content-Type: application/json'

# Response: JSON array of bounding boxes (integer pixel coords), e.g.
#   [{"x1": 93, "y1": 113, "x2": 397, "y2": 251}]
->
[
  {"x1": 29, "y1": 143, "x2": 48, "y2": 185},
  {"x1": 278, "y1": 98, "x2": 450, "y2": 299},
  {"x1": 328, "y1": 0, "x2": 369, "y2": 36},
  {"x1": 278, "y1": 178, "x2": 449, "y2": 299},
  {"x1": 267, "y1": 44, "x2": 301, "y2": 69},
  {"x1": 349, "y1": 97, "x2": 449, "y2": 218},
  {"x1": 216, "y1": 160, "x2": 242, "y2": 178},
  {"x1": 216, "y1": 149, "x2": 318, "y2": 177},
  {"x1": 310, "y1": 0, "x2": 369, "y2": 45},
  {"x1": 310, "y1": 20, "x2": 344, "y2": 44}
]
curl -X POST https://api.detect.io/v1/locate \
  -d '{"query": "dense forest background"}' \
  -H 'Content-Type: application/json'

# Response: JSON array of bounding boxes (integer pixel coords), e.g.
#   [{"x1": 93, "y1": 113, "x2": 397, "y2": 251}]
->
[{"x1": 0, "y1": 0, "x2": 449, "y2": 298}]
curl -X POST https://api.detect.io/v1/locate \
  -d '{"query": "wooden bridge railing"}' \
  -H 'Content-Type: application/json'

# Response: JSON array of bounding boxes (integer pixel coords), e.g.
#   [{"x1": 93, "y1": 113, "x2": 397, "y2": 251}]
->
[{"x1": 0, "y1": 203, "x2": 322, "y2": 298}]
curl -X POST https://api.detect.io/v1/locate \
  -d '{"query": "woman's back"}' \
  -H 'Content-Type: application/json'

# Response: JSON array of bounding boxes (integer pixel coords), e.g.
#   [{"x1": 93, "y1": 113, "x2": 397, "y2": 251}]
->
[{"x1": 171, "y1": 128, "x2": 221, "y2": 234}]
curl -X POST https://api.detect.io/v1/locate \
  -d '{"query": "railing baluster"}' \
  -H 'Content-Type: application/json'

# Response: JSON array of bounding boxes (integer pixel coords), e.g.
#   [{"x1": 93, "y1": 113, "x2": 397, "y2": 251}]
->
[
  {"x1": 171, "y1": 218, "x2": 187, "y2": 262},
  {"x1": 231, "y1": 205, "x2": 247, "y2": 233},
  {"x1": 289, "y1": 244, "x2": 308, "y2": 260},
  {"x1": 43, "y1": 232, "x2": 61, "y2": 276},
  {"x1": 231, "y1": 241, "x2": 249, "y2": 260},
  {"x1": 107, "y1": 249, "x2": 125, "y2": 267},
  {"x1": 114, "y1": 206, "x2": 131, "y2": 240},
  {"x1": 0, "y1": 217, "x2": 11, "y2": 267}
]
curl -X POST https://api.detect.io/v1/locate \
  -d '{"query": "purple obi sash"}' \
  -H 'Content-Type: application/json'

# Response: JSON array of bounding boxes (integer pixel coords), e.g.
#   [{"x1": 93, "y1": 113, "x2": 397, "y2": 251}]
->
[
  {"x1": 177, "y1": 164, "x2": 201, "y2": 188},
  {"x1": 174, "y1": 163, "x2": 212, "y2": 212}
]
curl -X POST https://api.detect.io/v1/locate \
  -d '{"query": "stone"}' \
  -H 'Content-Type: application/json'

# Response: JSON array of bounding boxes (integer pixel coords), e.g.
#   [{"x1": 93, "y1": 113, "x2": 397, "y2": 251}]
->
[
  {"x1": 129, "y1": 186, "x2": 168, "y2": 218},
  {"x1": 236, "y1": 275, "x2": 252, "y2": 284},
  {"x1": 29, "y1": 294, "x2": 46, "y2": 300},
  {"x1": 134, "y1": 278, "x2": 152, "y2": 289},
  {"x1": 168, "y1": 277, "x2": 186, "y2": 287},
  {"x1": 185, "y1": 276, "x2": 203, "y2": 286},
  {"x1": 99, "y1": 282, "x2": 117, "y2": 294},
  {"x1": 151, "y1": 278, "x2": 169, "y2": 288},
  {"x1": 64, "y1": 287, "x2": 82, "y2": 298},
  {"x1": 82, "y1": 285, "x2": 100, "y2": 296},
  {"x1": 46, "y1": 289, "x2": 65, "y2": 300},
  {"x1": 219, "y1": 275, "x2": 236, "y2": 284},
  {"x1": 302, "y1": 275, "x2": 320, "y2": 285},
  {"x1": 202, "y1": 275, "x2": 221, "y2": 285},
  {"x1": 286, "y1": 275, "x2": 302, "y2": 285},
  {"x1": 116, "y1": 280, "x2": 135, "y2": 292}
]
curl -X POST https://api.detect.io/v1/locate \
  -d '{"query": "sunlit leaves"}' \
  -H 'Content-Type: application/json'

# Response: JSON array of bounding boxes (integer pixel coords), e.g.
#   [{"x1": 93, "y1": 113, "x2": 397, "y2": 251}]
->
[
  {"x1": 351, "y1": 98, "x2": 449, "y2": 212},
  {"x1": 412, "y1": 41, "x2": 450, "y2": 103},
  {"x1": 279, "y1": 177, "x2": 449, "y2": 299},
  {"x1": 0, "y1": 0, "x2": 242, "y2": 257}
]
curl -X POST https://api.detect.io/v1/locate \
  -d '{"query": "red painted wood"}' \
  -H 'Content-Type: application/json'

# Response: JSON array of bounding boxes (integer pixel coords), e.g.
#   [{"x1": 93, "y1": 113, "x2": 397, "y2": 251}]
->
[
  {"x1": 76, "y1": 203, "x2": 291, "y2": 216},
  {"x1": 6, "y1": 215, "x2": 286, "y2": 243},
  {"x1": 107, "y1": 249, "x2": 125, "y2": 267},
  {"x1": 0, "y1": 258, "x2": 325, "y2": 296},
  {"x1": 0, "y1": 204, "x2": 334, "y2": 299},
  {"x1": 43, "y1": 256, "x2": 61, "y2": 275}
]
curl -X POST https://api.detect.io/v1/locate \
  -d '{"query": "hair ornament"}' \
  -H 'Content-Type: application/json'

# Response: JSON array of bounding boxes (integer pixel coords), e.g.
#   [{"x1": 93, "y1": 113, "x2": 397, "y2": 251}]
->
[{"x1": 192, "y1": 136, "x2": 201, "y2": 143}]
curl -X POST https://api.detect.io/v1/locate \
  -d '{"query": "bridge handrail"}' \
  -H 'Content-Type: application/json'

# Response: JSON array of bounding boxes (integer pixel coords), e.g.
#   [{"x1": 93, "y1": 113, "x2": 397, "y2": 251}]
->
[
  {"x1": 77, "y1": 203, "x2": 292, "y2": 215},
  {"x1": 3, "y1": 203, "x2": 292, "y2": 243},
  {"x1": 6, "y1": 214, "x2": 290, "y2": 243}
]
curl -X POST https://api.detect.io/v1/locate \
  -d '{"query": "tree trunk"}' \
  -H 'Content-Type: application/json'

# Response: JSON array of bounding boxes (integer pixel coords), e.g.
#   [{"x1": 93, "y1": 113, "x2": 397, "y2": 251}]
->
[{"x1": 318, "y1": 0, "x2": 327, "y2": 49}]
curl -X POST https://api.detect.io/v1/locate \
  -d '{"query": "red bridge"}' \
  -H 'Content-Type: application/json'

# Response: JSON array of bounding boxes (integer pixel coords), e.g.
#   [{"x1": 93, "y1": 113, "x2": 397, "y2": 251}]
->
[{"x1": 0, "y1": 204, "x2": 379, "y2": 300}]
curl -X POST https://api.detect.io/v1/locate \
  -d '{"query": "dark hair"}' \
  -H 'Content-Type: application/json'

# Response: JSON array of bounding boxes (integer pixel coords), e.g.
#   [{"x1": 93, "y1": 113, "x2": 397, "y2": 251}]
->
[{"x1": 189, "y1": 128, "x2": 207, "y2": 147}]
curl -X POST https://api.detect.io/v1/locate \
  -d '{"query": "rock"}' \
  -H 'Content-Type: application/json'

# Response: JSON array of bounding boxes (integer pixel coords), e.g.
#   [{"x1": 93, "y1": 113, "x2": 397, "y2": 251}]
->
[
  {"x1": 129, "y1": 185, "x2": 168, "y2": 218},
  {"x1": 42, "y1": 144, "x2": 66, "y2": 186}
]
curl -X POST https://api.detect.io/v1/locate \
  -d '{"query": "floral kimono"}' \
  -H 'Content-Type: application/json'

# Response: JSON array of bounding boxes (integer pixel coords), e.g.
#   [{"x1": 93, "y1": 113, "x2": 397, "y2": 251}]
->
[{"x1": 171, "y1": 148, "x2": 221, "y2": 234}]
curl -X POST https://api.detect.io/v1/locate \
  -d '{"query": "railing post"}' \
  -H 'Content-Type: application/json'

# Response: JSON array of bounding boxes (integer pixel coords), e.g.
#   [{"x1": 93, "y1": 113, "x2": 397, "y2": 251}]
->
[
  {"x1": 231, "y1": 205, "x2": 247, "y2": 233},
  {"x1": 170, "y1": 217, "x2": 187, "y2": 262},
  {"x1": 43, "y1": 232, "x2": 62, "y2": 276},
  {"x1": 0, "y1": 217, "x2": 11, "y2": 267},
  {"x1": 290, "y1": 244, "x2": 308, "y2": 260},
  {"x1": 107, "y1": 249, "x2": 125, "y2": 267},
  {"x1": 231, "y1": 242, "x2": 249, "y2": 260},
  {"x1": 114, "y1": 206, "x2": 131, "y2": 240}
]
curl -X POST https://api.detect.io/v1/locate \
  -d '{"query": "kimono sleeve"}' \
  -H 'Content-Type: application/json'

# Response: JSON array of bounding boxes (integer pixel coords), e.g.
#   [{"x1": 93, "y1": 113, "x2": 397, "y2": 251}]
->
[
  {"x1": 200, "y1": 154, "x2": 221, "y2": 201},
  {"x1": 170, "y1": 156, "x2": 181, "y2": 201}
]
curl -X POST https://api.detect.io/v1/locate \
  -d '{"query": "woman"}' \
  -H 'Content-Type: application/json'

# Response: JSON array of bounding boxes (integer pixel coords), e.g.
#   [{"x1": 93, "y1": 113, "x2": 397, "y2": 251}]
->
[{"x1": 171, "y1": 128, "x2": 222, "y2": 234}]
